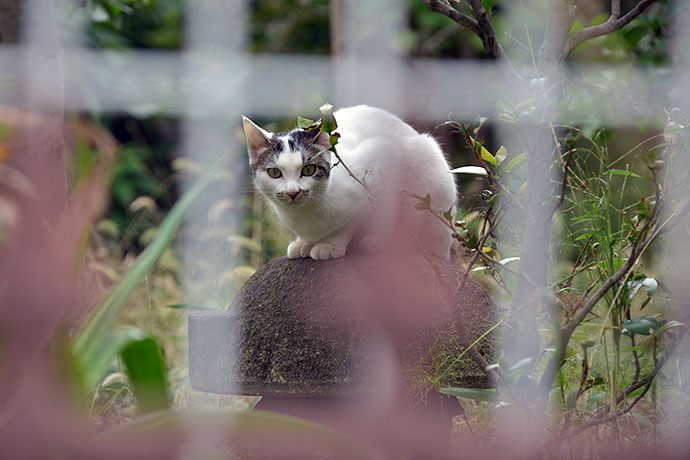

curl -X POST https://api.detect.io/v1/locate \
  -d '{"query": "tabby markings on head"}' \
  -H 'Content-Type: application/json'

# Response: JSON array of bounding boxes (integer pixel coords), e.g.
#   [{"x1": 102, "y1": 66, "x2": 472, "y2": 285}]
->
[
  {"x1": 272, "y1": 129, "x2": 331, "y2": 179},
  {"x1": 250, "y1": 136, "x2": 284, "y2": 172}
]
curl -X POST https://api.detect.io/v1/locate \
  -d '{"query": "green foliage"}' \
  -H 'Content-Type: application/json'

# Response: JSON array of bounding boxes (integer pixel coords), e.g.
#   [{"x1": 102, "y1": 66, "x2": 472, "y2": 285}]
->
[
  {"x1": 250, "y1": 0, "x2": 330, "y2": 54},
  {"x1": 87, "y1": 0, "x2": 183, "y2": 49},
  {"x1": 406, "y1": 0, "x2": 483, "y2": 57},
  {"x1": 569, "y1": 3, "x2": 671, "y2": 64},
  {"x1": 439, "y1": 102, "x2": 687, "y2": 449}
]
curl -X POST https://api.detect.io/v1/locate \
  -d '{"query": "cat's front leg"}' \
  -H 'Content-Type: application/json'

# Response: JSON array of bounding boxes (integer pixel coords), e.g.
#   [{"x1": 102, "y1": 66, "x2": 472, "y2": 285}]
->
[
  {"x1": 287, "y1": 237, "x2": 314, "y2": 259},
  {"x1": 309, "y1": 227, "x2": 354, "y2": 260}
]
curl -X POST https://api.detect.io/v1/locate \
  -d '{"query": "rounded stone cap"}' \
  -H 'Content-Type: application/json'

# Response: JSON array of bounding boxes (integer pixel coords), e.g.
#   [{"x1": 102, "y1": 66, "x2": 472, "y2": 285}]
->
[{"x1": 189, "y1": 254, "x2": 499, "y2": 397}]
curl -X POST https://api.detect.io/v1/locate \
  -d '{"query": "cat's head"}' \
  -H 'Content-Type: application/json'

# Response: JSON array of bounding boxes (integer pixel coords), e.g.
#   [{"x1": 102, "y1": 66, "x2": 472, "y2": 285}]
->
[{"x1": 242, "y1": 116, "x2": 332, "y2": 207}]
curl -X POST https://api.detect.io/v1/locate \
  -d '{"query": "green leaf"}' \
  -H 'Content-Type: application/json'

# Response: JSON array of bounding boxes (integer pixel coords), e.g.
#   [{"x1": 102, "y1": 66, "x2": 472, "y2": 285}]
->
[
  {"x1": 500, "y1": 256, "x2": 520, "y2": 265},
  {"x1": 449, "y1": 166, "x2": 488, "y2": 176},
  {"x1": 514, "y1": 97, "x2": 535, "y2": 112},
  {"x1": 564, "y1": 347, "x2": 579, "y2": 359},
  {"x1": 482, "y1": 247, "x2": 501, "y2": 261},
  {"x1": 296, "y1": 116, "x2": 317, "y2": 129},
  {"x1": 319, "y1": 103, "x2": 337, "y2": 133},
  {"x1": 587, "y1": 391, "x2": 608, "y2": 407},
  {"x1": 465, "y1": 235, "x2": 478, "y2": 249},
  {"x1": 582, "y1": 339, "x2": 596, "y2": 348},
  {"x1": 605, "y1": 169, "x2": 641, "y2": 178},
  {"x1": 413, "y1": 194, "x2": 432, "y2": 211},
  {"x1": 495, "y1": 146, "x2": 508, "y2": 165},
  {"x1": 470, "y1": 137, "x2": 496, "y2": 166},
  {"x1": 621, "y1": 314, "x2": 663, "y2": 336},
  {"x1": 626, "y1": 387, "x2": 645, "y2": 398},
  {"x1": 120, "y1": 337, "x2": 169, "y2": 412},
  {"x1": 78, "y1": 327, "x2": 146, "y2": 391},
  {"x1": 439, "y1": 387, "x2": 497, "y2": 402},
  {"x1": 621, "y1": 345, "x2": 645, "y2": 353},
  {"x1": 632, "y1": 412, "x2": 654, "y2": 430},
  {"x1": 497, "y1": 113, "x2": 519, "y2": 123},
  {"x1": 660, "y1": 320, "x2": 685, "y2": 334},
  {"x1": 503, "y1": 153, "x2": 526, "y2": 173},
  {"x1": 482, "y1": 0, "x2": 502, "y2": 11}
]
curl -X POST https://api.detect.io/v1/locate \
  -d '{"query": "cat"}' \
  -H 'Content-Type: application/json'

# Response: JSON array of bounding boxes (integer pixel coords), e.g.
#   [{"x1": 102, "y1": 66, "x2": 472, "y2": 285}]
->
[{"x1": 242, "y1": 105, "x2": 457, "y2": 260}]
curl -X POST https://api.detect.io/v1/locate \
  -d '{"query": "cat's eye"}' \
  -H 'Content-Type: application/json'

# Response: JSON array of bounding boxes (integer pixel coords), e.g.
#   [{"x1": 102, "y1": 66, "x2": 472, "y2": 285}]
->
[
  {"x1": 266, "y1": 167, "x2": 282, "y2": 178},
  {"x1": 301, "y1": 164, "x2": 316, "y2": 177}
]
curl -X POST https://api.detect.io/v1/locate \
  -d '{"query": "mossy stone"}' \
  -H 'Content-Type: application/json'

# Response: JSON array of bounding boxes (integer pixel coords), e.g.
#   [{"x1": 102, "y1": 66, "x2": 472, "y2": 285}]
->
[{"x1": 189, "y1": 254, "x2": 499, "y2": 397}]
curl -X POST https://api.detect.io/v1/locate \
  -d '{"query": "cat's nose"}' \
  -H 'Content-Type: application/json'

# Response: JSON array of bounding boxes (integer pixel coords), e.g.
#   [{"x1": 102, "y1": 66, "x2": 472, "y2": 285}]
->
[{"x1": 287, "y1": 191, "x2": 299, "y2": 200}]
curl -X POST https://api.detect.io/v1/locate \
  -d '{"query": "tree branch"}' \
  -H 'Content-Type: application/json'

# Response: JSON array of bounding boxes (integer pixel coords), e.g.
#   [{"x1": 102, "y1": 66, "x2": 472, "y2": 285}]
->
[
  {"x1": 563, "y1": 0, "x2": 658, "y2": 58},
  {"x1": 420, "y1": 0, "x2": 521, "y2": 80},
  {"x1": 539, "y1": 0, "x2": 577, "y2": 70},
  {"x1": 468, "y1": 0, "x2": 500, "y2": 59},
  {"x1": 419, "y1": 0, "x2": 481, "y2": 35}
]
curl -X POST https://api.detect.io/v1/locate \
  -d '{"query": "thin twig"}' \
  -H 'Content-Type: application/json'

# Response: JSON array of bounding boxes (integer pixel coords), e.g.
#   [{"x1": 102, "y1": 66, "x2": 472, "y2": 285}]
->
[
  {"x1": 551, "y1": 150, "x2": 573, "y2": 217},
  {"x1": 330, "y1": 150, "x2": 374, "y2": 201},
  {"x1": 419, "y1": 23, "x2": 461, "y2": 55},
  {"x1": 627, "y1": 308, "x2": 642, "y2": 383},
  {"x1": 455, "y1": 400, "x2": 477, "y2": 441},
  {"x1": 563, "y1": 0, "x2": 658, "y2": 58}
]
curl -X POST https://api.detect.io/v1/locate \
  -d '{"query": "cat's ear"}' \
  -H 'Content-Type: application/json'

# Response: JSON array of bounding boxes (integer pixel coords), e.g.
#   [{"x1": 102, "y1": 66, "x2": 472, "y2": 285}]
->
[
  {"x1": 314, "y1": 130, "x2": 332, "y2": 151},
  {"x1": 242, "y1": 116, "x2": 272, "y2": 165}
]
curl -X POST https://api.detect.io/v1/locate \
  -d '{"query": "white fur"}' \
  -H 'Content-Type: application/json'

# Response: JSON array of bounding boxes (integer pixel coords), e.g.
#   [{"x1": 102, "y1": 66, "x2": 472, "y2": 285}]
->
[{"x1": 245, "y1": 105, "x2": 457, "y2": 260}]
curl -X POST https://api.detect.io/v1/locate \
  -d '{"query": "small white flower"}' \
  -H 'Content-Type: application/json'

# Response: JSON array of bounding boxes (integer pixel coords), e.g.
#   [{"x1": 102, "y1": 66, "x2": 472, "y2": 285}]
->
[{"x1": 642, "y1": 277, "x2": 658, "y2": 296}]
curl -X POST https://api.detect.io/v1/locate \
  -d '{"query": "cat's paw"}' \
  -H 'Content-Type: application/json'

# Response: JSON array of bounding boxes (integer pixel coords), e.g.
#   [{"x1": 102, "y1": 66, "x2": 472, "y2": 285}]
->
[
  {"x1": 287, "y1": 240, "x2": 313, "y2": 259},
  {"x1": 310, "y1": 242, "x2": 346, "y2": 260}
]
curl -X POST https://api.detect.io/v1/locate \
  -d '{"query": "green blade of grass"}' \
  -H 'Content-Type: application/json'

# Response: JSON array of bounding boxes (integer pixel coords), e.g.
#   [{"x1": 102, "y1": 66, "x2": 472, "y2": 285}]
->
[
  {"x1": 439, "y1": 387, "x2": 497, "y2": 402},
  {"x1": 121, "y1": 336, "x2": 169, "y2": 412},
  {"x1": 79, "y1": 326, "x2": 145, "y2": 391},
  {"x1": 98, "y1": 408, "x2": 372, "y2": 458},
  {"x1": 72, "y1": 170, "x2": 216, "y2": 377}
]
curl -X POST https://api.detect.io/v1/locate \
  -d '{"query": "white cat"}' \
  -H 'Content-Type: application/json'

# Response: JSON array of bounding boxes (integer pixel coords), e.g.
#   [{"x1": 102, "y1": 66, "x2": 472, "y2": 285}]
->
[{"x1": 242, "y1": 105, "x2": 457, "y2": 260}]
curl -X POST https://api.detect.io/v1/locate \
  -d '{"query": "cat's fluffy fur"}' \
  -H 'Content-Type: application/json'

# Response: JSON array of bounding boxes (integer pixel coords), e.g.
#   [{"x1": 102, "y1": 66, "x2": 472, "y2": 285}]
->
[{"x1": 243, "y1": 105, "x2": 457, "y2": 260}]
